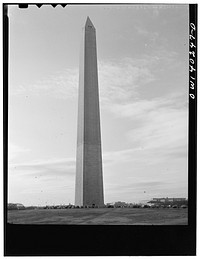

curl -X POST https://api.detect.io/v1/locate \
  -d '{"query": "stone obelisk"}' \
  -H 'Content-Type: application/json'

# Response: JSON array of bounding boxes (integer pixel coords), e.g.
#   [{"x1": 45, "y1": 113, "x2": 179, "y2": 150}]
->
[{"x1": 75, "y1": 17, "x2": 104, "y2": 207}]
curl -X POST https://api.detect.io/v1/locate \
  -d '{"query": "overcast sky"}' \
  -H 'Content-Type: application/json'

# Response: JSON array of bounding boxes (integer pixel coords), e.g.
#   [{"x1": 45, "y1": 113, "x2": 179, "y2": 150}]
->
[{"x1": 8, "y1": 4, "x2": 189, "y2": 206}]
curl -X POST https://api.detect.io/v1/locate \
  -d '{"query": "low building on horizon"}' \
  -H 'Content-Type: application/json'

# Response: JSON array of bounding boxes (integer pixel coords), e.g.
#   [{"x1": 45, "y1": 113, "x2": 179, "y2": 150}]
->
[
  {"x1": 7, "y1": 203, "x2": 25, "y2": 210},
  {"x1": 148, "y1": 197, "x2": 188, "y2": 206}
]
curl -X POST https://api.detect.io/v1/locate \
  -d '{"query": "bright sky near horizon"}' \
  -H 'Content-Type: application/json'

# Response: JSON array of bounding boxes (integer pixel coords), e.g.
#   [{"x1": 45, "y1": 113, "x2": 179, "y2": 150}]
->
[{"x1": 8, "y1": 4, "x2": 189, "y2": 206}]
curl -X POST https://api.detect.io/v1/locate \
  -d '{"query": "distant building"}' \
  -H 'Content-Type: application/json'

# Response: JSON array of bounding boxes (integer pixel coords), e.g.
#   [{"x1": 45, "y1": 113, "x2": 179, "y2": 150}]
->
[
  {"x1": 8, "y1": 203, "x2": 25, "y2": 210},
  {"x1": 148, "y1": 197, "x2": 188, "y2": 206},
  {"x1": 114, "y1": 201, "x2": 127, "y2": 207},
  {"x1": 106, "y1": 202, "x2": 115, "y2": 206}
]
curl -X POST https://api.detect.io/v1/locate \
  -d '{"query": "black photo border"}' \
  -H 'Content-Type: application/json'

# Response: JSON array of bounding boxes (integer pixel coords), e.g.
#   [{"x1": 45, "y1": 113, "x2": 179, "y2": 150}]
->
[{"x1": 3, "y1": 3, "x2": 197, "y2": 256}]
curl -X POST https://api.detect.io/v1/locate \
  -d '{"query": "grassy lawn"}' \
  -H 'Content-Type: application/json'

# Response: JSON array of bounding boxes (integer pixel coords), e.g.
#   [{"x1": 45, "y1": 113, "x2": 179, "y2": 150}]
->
[{"x1": 7, "y1": 208, "x2": 188, "y2": 225}]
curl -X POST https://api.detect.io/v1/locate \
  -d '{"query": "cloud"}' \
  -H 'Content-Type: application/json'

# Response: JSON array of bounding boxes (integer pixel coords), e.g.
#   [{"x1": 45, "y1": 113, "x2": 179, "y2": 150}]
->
[
  {"x1": 127, "y1": 108, "x2": 187, "y2": 150},
  {"x1": 10, "y1": 56, "x2": 157, "y2": 103},
  {"x1": 108, "y1": 91, "x2": 188, "y2": 149},
  {"x1": 135, "y1": 24, "x2": 159, "y2": 42},
  {"x1": 104, "y1": 175, "x2": 187, "y2": 203},
  {"x1": 8, "y1": 157, "x2": 76, "y2": 205},
  {"x1": 105, "y1": 180, "x2": 168, "y2": 196},
  {"x1": 10, "y1": 47, "x2": 180, "y2": 110},
  {"x1": 103, "y1": 139, "x2": 186, "y2": 170},
  {"x1": 98, "y1": 59, "x2": 155, "y2": 104},
  {"x1": 9, "y1": 157, "x2": 76, "y2": 179},
  {"x1": 11, "y1": 68, "x2": 79, "y2": 99},
  {"x1": 98, "y1": 49, "x2": 180, "y2": 108},
  {"x1": 101, "y1": 88, "x2": 188, "y2": 202},
  {"x1": 8, "y1": 142, "x2": 30, "y2": 162},
  {"x1": 109, "y1": 90, "x2": 186, "y2": 118}
]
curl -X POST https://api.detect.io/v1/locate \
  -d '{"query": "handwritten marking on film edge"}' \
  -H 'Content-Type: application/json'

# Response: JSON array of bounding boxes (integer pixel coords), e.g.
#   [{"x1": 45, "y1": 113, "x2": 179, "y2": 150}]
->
[{"x1": 189, "y1": 23, "x2": 196, "y2": 99}]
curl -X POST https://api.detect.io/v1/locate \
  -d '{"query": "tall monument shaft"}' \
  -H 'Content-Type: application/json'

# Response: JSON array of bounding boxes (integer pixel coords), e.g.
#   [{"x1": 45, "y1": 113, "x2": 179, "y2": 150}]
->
[{"x1": 75, "y1": 17, "x2": 104, "y2": 207}]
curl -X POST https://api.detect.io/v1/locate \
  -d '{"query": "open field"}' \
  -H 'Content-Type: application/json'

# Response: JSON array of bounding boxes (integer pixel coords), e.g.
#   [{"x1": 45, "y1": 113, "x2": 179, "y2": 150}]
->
[{"x1": 7, "y1": 208, "x2": 188, "y2": 225}]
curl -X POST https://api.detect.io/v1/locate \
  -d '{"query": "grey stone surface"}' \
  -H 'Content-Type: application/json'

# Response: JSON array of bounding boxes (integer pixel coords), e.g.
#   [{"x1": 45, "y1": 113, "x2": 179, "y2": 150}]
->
[{"x1": 75, "y1": 17, "x2": 104, "y2": 206}]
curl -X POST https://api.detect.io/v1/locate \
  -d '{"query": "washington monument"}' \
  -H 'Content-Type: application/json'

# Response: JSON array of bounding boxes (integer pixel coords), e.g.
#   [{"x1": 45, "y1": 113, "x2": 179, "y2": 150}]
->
[{"x1": 75, "y1": 17, "x2": 104, "y2": 207}]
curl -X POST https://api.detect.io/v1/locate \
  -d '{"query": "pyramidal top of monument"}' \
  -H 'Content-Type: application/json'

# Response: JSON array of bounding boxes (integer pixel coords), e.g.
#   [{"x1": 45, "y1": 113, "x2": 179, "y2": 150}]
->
[{"x1": 85, "y1": 16, "x2": 95, "y2": 28}]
